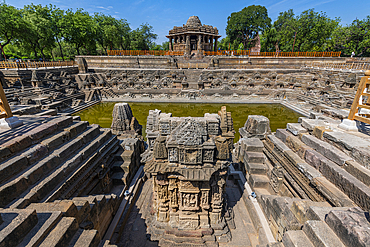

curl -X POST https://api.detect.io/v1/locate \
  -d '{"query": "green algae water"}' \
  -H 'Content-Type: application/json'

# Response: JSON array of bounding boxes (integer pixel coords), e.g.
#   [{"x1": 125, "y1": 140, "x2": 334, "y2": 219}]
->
[{"x1": 74, "y1": 102, "x2": 302, "y2": 142}]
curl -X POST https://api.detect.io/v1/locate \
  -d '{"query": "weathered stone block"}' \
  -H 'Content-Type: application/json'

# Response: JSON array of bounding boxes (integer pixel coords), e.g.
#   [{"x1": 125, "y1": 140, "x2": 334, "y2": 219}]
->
[
  {"x1": 301, "y1": 134, "x2": 353, "y2": 166},
  {"x1": 344, "y1": 160, "x2": 370, "y2": 186},
  {"x1": 23, "y1": 155, "x2": 61, "y2": 184},
  {"x1": 0, "y1": 147, "x2": 11, "y2": 161},
  {"x1": 282, "y1": 230, "x2": 314, "y2": 247},
  {"x1": 1, "y1": 135, "x2": 32, "y2": 153},
  {"x1": 38, "y1": 217, "x2": 79, "y2": 247},
  {"x1": 53, "y1": 138, "x2": 82, "y2": 160},
  {"x1": 240, "y1": 115, "x2": 271, "y2": 139},
  {"x1": 312, "y1": 126, "x2": 332, "y2": 139},
  {"x1": 303, "y1": 220, "x2": 345, "y2": 247},
  {"x1": 305, "y1": 149, "x2": 370, "y2": 211},
  {"x1": 351, "y1": 147, "x2": 370, "y2": 169},
  {"x1": 48, "y1": 116, "x2": 73, "y2": 129},
  {"x1": 64, "y1": 121, "x2": 89, "y2": 138},
  {"x1": 41, "y1": 131, "x2": 70, "y2": 150},
  {"x1": 249, "y1": 174, "x2": 269, "y2": 189},
  {"x1": 325, "y1": 208, "x2": 370, "y2": 247},
  {"x1": 21, "y1": 144, "x2": 48, "y2": 164},
  {"x1": 77, "y1": 125, "x2": 100, "y2": 144},
  {"x1": 241, "y1": 137, "x2": 264, "y2": 152},
  {"x1": 311, "y1": 177, "x2": 355, "y2": 208},
  {"x1": 27, "y1": 123, "x2": 58, "y2": 141},
  {"x1": 244, "y1": 151, "x2": 265, "y2": 164},
  {"x1": 287, "y1": 123, "x2": 307, "y2": 136},
  {"x1": 0, "y1": 209, "x2": 38, "y2": 247},
  {"x1": 283, "y1": 150, "x2": 321, "y2": 181},
  {"x1": 0, "y1": 155, "x2": 29, "y2": 183},
  {"x1": 275, "y1": 129, "x2": 290, "y2": 143},
  {"x1": 267, "y1": 135, "x2": 290, "y2": 153}
]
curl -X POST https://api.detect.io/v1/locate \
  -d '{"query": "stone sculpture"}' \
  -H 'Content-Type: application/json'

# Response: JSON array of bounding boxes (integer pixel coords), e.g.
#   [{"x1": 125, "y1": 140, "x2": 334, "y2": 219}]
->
[
  {"x1": 111, "y1": 103, "x2": 142, "y2": 135},
  {"x1": 144, "y1": 106, "x2": 235, "y2": 246}
]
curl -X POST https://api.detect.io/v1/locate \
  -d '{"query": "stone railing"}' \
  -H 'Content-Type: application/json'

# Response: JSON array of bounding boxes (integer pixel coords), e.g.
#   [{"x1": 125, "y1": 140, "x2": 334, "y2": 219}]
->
[
  {"x1": 0, "y1": 60, "x2": 75, "y2": 69},
  {"x1": 308, "y1": 61, "x2": 370, "y2": 71}
]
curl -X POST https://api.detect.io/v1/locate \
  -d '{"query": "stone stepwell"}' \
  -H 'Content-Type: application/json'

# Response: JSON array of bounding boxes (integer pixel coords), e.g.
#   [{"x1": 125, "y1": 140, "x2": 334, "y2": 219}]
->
[{"x1": 0, "y1": 112, "x2": 144, "y2": 246}]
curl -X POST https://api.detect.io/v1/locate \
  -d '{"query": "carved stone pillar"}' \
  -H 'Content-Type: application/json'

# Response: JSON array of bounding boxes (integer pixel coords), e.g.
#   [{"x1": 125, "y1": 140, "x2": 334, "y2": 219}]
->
[
  {"x1": 210, "y1": 37, "x2": 214, "y2": 52},
  {"x1": 197, "y1": 35, "x2": 202, "y2": 52},
  {"x1": 169, "y1": 38, "x2": 173, "y2": 51},
  {"x1": 185, "y1": 35, "x2": 190, "y2": 57},
  {"x1": 214, "y1": 38, "x2": 218, "y2": 52}
]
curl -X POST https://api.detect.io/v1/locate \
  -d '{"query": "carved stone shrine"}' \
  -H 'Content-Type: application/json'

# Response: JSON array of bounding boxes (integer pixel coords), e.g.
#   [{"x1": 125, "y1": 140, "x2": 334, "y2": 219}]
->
[
  {"x1": 167, "y1": 16, "x2": 221, "y2": 57},
  {"x1": 144, "y1": 106, "x2": 235, "y2": 246},
  {"x1": 111, "y1": 102, "x2": 142, "y2": 136}
]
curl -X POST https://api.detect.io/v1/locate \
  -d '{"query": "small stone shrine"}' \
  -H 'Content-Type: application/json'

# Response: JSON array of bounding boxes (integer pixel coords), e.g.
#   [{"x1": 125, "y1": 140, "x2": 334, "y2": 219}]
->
[
  {"x1": 144, "y1": 106, "x2": 235, "y2": 246},
  {"x1": 167, "y1": 16, "x2": 221, "y2": 57},
  {"x1": 110, "y1": 102, "x2": 142, "y2": 136}
]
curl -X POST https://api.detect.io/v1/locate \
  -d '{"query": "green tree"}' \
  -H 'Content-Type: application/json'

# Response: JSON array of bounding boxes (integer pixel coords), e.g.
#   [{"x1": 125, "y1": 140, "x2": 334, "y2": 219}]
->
[
  {"x1": 63, "y1": 9, "x2": 96, "y2": 55},
  {"x1": 261, "y1": 27, "x2": 279, "y2": 52},
  {"x1": 274, "y1": 9, "x2": 339, "y2": 52},
  {"x1": 0, "y1": 3, "x2": 26, "y2": 59},
  {"x1": 94, "y1": 13, "x2": 131, "y2": 54},
  {"x1": 130, "y1": 23, "x2": 157, "y2": 50},
  {"x1": 20, "y1": 4, "x2": 55, "y2": 60},
  {"x1": 226, "y1": 5, "x2": 271, "y2": 49},
  {"x1": 328, "y1": 17, "x2": 370, "y2": 56}
]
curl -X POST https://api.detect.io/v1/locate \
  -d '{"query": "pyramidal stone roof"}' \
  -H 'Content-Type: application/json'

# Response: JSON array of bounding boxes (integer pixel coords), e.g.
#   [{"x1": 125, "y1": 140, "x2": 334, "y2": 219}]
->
[{"x1": 186, "y1": 16, "x2": 202, "y2": 27}]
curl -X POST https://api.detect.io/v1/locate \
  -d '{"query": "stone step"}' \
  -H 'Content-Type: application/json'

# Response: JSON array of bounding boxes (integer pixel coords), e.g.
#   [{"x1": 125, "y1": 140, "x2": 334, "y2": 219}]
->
[
  {"x1": 0, "y1": 126, "x2": 102, "y2": 208},
  {"x1": 245, "y1": 162, "x2": 267, "y2": 175},
  {"x1": 111, "y1": 171, "x2": 126, "y2": 185},
  {"x1": 0, "y1": 119, "x2": 87, "y2": 186},
  {"x1": 301, "y1": 134, "x2": 353, "y2": 167},
  {"x1": 302, "y1": 220, "x2": 345, "y2": 247},
  {"x1": 69, "y1": 229, "x2": 99, "y2": 247},
  {"x1": 286, "y1": 123, "x2": 308, "y2": 136},
  {"x1": 325, "y1": 207, "x2": 370, "y2": 247},
  {"x1": 0, "y1": 209, "x2": 38, "y2": 247},
  {"x1": 305, "y1": 149, "x2": 370, "y2": 211},
  {"x1": 323, "y1": 131, "x2": 370, "y2": 170},
  {"x1": 240, "y1": 138, "x2": 264, "y2": 152},
  {"x1": 38, "y1": 217, "x2": 79, "y2": 247},
  {"x1": 244, "y1": 152, "x2": 265, "y2": 164},
  {"x1": 248, "y1": 174, "x2": 269, "y2": 189},
  {"x1": 17, "y1": 211, "x2": 63, "y2": 247},
  {"x1": 282, "y1": 230, "x2": 314, "y2": 247},
  {"x1": 45, "y1": 132, "x2": 116, "y2": 201}
]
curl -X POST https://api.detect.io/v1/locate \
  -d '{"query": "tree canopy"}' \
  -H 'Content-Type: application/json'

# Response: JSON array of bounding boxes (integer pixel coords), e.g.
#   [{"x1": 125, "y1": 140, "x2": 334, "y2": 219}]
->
[
  {"x1": 0, "y1": 3, "x2": 158, "y2": 60},
  {"x1": 226, "y1": 5, "x2": 271, "y2": 49}
]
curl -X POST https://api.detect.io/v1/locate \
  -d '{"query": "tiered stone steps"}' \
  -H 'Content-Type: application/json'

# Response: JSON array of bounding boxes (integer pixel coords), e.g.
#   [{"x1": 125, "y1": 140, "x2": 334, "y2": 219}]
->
[
  {"x1": 0, "y1": 116, "x2": 118, "y2": 209},
  {"x1": 0, "y1": 194, "x2": 119, "y2": 247},
  {"x1": 261, "y1": 115, "x2": 370, "y2": 246}
]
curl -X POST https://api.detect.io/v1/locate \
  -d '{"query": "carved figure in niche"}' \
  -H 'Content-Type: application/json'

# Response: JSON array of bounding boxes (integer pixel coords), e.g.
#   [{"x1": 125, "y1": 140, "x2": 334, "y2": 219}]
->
[
  {"x1": 269, "y1": 166, "x2": 284, "y2": 193},
  {"x1": 203, "y1": 149, "x2": 214, "y2": 162},
  {"x1": 201, "y1": 190, "x2": 209, "y2": 208},
  {"x1": 158, "y1": 185, "x2": 168, "y2": 201},
  {"x1": 154, "y1": 136, "x2": 167, "y2": 159},
  {"x1": 169, "y1": 148, "x2": 178, "y2": 162},
  {"x1": 215, "y1": 137, "x2": 230, "y2": 160},
  {"x1": 170, "y1": 189, "x2": 178, "y2": 207},
  {"x1": 190, "y1": 194, "x2": 197, "y2": 207},
  {"x1": 183, "y1": 193, "x2": 190, "y2": 207}
]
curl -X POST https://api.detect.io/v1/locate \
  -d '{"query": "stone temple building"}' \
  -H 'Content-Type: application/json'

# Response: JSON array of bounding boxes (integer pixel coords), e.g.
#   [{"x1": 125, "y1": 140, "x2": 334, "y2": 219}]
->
[{"x1": 167, "y1": 16, "x2": 221, "y2": 57}]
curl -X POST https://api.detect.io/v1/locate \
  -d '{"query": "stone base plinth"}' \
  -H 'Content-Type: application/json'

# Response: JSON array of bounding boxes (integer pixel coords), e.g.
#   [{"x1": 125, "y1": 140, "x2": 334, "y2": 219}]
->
[
  {"x1": 0, "y1": 116, "x2": 23, "y2": 129},
  {"x1": 338, "y1": 119, "x2": 358, "y2": 131}
]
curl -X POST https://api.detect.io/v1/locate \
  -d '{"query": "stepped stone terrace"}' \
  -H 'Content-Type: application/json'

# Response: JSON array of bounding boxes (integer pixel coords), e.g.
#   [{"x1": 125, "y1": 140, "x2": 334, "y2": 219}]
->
[{"x1": 1, "y1": 32, "x2": 370, "y2": 246}]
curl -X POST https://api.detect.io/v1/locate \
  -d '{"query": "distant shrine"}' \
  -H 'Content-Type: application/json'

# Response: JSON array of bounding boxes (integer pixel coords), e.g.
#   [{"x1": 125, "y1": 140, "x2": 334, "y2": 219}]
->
[{"x1": 167, "y1": 16, "x2": 221, "y2": 57}]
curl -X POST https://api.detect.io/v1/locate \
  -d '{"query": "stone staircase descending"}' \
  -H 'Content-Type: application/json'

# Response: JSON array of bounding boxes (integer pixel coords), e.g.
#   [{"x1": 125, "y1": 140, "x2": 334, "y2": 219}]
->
[
  {"x1": 0, "y1": 115, "x2": 122, "y2": 246},
  {"x1": 258, "y1": 114, "x2": 370, "y2": 246},
  {"x1": 0, "y1": 116, "x2": 118, "y2": 209},
  {"x1": 0, "y1": 193, "x2": 119, "y2": 247}
]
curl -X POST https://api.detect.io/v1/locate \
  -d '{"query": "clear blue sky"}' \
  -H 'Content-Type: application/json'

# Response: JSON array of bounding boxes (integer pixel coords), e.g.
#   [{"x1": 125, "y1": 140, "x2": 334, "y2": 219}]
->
[{"x1": 4, "y1": 0, "x2": 370, "y2": 44}]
